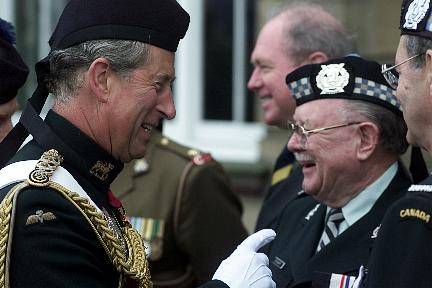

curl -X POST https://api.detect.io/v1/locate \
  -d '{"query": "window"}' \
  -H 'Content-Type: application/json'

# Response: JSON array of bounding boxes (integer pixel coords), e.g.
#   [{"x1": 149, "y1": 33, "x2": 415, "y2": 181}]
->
[{"x1": 165, "y1": 0, "x2": 265, "y2": 163}]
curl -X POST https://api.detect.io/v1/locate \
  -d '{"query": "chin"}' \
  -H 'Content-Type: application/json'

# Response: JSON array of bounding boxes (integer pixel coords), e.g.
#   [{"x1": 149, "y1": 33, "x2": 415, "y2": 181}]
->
[{"x1": 128, "y1": 147, "x2": 147, "y2": 161}]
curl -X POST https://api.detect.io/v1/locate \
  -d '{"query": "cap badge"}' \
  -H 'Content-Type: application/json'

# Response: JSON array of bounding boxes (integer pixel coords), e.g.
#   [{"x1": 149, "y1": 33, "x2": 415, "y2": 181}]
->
[
  {"x1": 90, "y1": 161, "x2": 114, "y2": 181},
  {"x1": 316, "y1": 63, "x2": 349, "y2": 95},
  {"x1": 403, "y1": 0, "x2": 430, "y2": 30}
]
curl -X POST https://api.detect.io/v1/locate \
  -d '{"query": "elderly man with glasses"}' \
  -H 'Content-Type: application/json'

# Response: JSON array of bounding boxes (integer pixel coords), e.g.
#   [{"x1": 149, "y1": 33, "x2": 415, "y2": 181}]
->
[{"x1": 265, "y1": 55, "x2": 412, "y2": 288}]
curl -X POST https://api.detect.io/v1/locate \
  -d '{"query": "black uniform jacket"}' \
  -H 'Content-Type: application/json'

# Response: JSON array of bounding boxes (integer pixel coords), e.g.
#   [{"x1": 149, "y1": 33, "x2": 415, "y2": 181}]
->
[
  {"x1": 0, "y1": 110, "x2": 228, "y2": 288},
  {"x1": 266, "y1": 165, "x2": 411, "y2": 288},
  {"x1": 255, "y1": 146, "x2": 303, "y2": 232},
  {"x1": 365, "y1": 175, "x2": 432, "y2": 288}
]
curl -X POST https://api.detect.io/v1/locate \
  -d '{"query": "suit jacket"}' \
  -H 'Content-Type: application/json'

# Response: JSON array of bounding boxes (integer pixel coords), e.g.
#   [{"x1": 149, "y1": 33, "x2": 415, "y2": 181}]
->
[
  {"x1": 267, "y1": 166, "x2": 411, "y2": 288},
  {"x1": 365, "y1": 175, "x2": 432, "y2": 288},
  {"x1": 255, "y1": 146, "x2": 303, "y2": 232}
]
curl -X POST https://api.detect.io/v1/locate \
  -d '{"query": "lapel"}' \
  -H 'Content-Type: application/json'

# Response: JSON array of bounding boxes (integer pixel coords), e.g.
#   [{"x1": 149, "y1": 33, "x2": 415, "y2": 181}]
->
[
  {"x1": 290, "y1": 165, "x2": 411, "y2": 286},
  {"x1": 259, "y1": 163, "x2": 304, "y2": 230},
  {"x1": 288, "y1": 204, "x2": 327, "y2": 281}
]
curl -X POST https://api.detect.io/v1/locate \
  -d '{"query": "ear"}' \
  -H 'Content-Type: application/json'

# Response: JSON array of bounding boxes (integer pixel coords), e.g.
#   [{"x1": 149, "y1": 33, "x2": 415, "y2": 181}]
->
[
  {"x1": 305, "y1": 51, "x2": 329, "y2": 64},
  {"x1": 425, "y1": 50, "x2": 432, "y2": 99},
  {"x1": 356, "y1": 122, "x2": 380, "y2": 161},
  {"x1": 87, "y1": 58, "x2": 111, "y2": 103}
]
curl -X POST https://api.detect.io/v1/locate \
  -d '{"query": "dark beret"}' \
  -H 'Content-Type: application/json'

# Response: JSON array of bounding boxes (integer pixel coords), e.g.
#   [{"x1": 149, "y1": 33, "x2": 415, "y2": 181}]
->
[
  {"x1": 0, "y1": 35, "x2": 29, "y2": 105},
  {"x1": 49, "y1": 0, "x2": 190, "y2": 52},
  {"x1": 285, "y1": 56, "x2": 402, "y2": 117},
  {"x1": 400, "y1": 0, "x2": 432, "y2": 39}
]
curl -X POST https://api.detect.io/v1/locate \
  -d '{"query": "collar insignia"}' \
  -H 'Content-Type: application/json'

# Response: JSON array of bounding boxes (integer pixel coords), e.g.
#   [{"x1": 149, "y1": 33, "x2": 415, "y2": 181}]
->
[
  {"x1": 26, "y1": 210, "x2": 57, "y2": 226},
  {"x1": 371, "y1": 224, "x2": 381, "y2": 239},
  {"x1": 90, "y1": 161, "x2": 114, "y2": 181},
  {"x1": 316, "y1": 63, "x2": 349, "y2": 94},
  {"x1": 133, "y1": 159, "x2": 149, "y2": 174},
  {"x1": 305, "y1": 204, "x2": 321, "y2": 221},
  {"x1": 404, "y1": 0, "x2": 430, "y2": 30}
]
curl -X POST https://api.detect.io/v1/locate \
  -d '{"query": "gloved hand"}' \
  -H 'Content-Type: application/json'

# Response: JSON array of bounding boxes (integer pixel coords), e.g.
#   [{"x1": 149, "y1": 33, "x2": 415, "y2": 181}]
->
[{"x1": 212, "y1": 229, "x2": 276, "y2": 288}]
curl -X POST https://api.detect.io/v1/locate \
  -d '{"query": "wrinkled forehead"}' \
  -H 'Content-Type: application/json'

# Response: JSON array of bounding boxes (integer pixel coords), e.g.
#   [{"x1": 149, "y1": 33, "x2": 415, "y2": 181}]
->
[{"x1": 294, "y1": 98, "x2": 347, "y2": 124}]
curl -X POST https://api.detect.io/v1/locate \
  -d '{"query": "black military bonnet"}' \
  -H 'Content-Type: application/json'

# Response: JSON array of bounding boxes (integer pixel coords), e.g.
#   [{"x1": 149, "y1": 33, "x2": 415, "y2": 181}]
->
[
  {"x1": 0, "y1": 19, "x2": 28, "y2": 104},
  {"x1": 400, "y1": 0, "x2": 432, "y2": 39},
  {"x1": 49, "y1": 0, "x2": 189, "y2": 52},
  {"x1": 285, "y1": 56, "x2": 402, "y2": 117}
]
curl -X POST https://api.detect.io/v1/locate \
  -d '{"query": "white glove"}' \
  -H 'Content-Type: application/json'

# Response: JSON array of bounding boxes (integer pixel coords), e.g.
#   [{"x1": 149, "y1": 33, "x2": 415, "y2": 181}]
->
[
  {"x1": 212, "y1": 229, "x2": 276, "y2": 288},
  {"x1": 351, "y1": 265, "x2": 365, "y2": 288}
]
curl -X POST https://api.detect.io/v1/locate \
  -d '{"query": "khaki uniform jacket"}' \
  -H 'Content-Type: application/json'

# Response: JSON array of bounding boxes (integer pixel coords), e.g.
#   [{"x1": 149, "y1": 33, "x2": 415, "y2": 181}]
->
[{"x1": 112, "y1": 131, "x2": 248, "y2": 288}]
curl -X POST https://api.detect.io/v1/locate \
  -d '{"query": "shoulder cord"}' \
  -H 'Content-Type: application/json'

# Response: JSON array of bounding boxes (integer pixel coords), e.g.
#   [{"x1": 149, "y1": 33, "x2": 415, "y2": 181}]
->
[{"x1": 0, "y1": 181, "x2": 152, "y2": 288}]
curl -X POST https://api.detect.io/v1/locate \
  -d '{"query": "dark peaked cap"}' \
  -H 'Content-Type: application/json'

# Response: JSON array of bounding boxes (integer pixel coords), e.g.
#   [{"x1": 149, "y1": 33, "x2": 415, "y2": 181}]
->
[
  {"x1": 0, "y1": 22, "x2": 29, "y2": 104},
  {"x1": 286, "y1": 55, "x2": 403, "y2": 117},
  {"x1": 50, "y1": 0, "x2": 190, "y2": 52}
]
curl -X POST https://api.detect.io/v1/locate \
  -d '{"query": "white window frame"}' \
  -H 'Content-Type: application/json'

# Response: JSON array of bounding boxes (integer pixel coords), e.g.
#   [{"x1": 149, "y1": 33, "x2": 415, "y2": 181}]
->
[
  {"x1": 0, "y1": 0, "x2": 15, "y2": 24},
  {"x1": 165, "y1": 0, "x2": 265, "y2": 163}
]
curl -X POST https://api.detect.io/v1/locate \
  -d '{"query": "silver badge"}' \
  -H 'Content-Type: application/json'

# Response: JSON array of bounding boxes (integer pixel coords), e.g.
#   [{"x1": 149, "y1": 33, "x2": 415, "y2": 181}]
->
[
  {"x1": 403, "y1": 0, "x2": 430, "y2": 30},
  {"x1": 316, "y1": 64, "x2": 349, "y2": 94}
]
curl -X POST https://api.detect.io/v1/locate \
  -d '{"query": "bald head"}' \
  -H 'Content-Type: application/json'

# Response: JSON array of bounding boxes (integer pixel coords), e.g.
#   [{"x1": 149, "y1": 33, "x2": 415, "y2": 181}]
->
[
  {"x1": 248, "y1": 2, "x2": 353, "y2": 127},
  {"x1": 274, "y1": 2, "x2": 353, "y2": 65}
]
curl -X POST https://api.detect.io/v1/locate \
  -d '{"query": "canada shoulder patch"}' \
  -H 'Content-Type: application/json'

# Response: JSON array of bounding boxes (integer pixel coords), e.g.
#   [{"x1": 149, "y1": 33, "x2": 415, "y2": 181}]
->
[{"x1": 399, "y1": 208, "x2": 431, "y2": 224}]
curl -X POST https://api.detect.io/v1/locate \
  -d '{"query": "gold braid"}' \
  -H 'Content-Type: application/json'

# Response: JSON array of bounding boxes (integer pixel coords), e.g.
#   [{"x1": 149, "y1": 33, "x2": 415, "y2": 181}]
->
[{"x1": 0, "y1": 150, "x2": 152, "y2": 288}]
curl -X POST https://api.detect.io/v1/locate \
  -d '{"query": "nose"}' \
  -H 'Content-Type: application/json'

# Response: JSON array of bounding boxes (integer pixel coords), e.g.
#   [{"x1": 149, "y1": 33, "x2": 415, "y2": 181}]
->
[
  {"x1": 247, "y1": 68, "x2": 262, "y2": 91},
  {"x1": 158, "y1": 90, "x2": 176, "y2": 120},
  {"x1": 287, "y1": 132, "x2": 305, "y2": 152}
]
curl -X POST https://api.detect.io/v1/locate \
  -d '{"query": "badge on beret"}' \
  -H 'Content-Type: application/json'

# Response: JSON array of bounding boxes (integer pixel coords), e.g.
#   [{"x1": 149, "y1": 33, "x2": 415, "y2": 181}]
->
[
  {"x1": 403, "y1": 0, "x2": 430, "y2": 30},
  {"x1": 316, "y1": 64, "x2": 349, "y2": 95}
]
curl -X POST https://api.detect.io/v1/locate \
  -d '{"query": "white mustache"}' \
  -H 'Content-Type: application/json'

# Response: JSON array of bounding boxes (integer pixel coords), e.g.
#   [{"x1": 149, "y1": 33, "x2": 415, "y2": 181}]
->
[{"x1": 294, "y1": 152, "x2": 315, "y2": 162}]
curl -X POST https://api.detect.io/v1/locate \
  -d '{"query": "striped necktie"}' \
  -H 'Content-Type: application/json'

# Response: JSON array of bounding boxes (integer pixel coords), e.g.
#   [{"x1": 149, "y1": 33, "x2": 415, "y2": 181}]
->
[{"x1": 317, "y1": 208, "x2": 344, "y2": 252}]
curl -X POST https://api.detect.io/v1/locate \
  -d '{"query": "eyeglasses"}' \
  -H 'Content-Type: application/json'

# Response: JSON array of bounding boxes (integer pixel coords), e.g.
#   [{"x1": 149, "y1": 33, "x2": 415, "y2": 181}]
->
[
  {"x1": 381, "y1": 52, "x2": 425, "y2": 89},
  {"x1": 287, "y1": 121, "x2": 361, "y2": 147}
]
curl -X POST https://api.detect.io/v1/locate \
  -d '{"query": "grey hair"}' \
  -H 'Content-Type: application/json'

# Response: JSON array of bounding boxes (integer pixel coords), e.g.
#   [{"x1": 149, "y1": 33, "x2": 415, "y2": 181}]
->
[
  {"x1": 404, "y1": 34, "x2": 432, "y2": 68},
  {"x1": 341, "y1": 100, "x2": 408, "y2": 155},
  {"x1": 47, "y1": 39, "x2": 151, "y2": 102},
  {"x1": 277, "y1": 2, "x2": 354, "y2": 66}
]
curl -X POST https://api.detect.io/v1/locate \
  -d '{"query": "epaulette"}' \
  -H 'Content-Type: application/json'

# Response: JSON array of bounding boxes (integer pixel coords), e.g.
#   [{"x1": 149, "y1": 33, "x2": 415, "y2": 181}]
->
[{"x1": 156, "y1": 136, "x2": 214, "y2": 166}]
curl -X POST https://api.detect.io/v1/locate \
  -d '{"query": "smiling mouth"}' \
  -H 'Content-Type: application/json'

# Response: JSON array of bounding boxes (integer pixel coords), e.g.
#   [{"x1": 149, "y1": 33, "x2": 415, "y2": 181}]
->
[
  {"x1": 141, "y1": 124, "x2": 154, "y2": 134},
  {"x1": 294, "y1": 153, "x2": 316, "y2": 168},
  {"x1": 302, "y1": 162, "x2": 316, "y2": 168}
]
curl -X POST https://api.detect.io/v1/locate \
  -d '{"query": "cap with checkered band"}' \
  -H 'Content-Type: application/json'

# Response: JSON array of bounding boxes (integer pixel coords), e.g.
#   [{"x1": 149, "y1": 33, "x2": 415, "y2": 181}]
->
[{"x1": 285, "y1": 55, "x2": 402, "y2": 117}]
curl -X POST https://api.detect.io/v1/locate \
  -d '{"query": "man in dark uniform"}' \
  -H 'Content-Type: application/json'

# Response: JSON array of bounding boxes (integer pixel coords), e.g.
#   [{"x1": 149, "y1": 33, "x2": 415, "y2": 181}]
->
[
  {"x1": 0, "y1": 18, "x2": 28, "y2": 141},
  {"x1": 362, "y1": 1, "x2": 432, "y2": 287},
  {"x1": 112, "y1": 128, "x2": 248, "y2": 287},
  {"x1": 0, "y1": 0, "x2": 275, "y2": 287},
  {"x1": 247, "y1": 3, "x2": 353, "y2": 231},
  {"x1": 265, "y1": 56, "x2": 411, "y2": 287}
]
